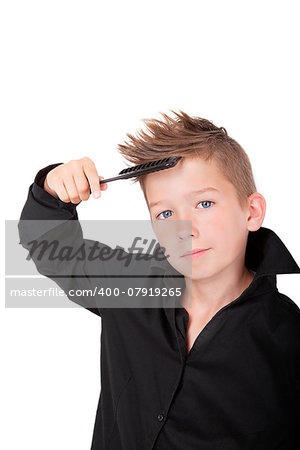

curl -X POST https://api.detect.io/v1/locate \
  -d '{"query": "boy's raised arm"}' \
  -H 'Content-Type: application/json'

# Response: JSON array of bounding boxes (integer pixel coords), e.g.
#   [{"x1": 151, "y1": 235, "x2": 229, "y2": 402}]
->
[{"x1": 17, "y1": 157, "x2": 137, "y2": 316}]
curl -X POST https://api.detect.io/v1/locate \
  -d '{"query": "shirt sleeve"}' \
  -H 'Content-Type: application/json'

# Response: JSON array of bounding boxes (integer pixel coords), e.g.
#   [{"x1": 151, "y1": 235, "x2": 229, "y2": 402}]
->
[{"x1": 18, "y1": 163, "x2": 150, "y2": 317}]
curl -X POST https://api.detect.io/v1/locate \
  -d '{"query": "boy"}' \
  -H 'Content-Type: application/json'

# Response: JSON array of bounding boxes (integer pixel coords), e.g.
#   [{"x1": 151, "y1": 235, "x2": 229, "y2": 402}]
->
[{"x1": 18, "y1": 110, "x2": 300, "y2": 449}]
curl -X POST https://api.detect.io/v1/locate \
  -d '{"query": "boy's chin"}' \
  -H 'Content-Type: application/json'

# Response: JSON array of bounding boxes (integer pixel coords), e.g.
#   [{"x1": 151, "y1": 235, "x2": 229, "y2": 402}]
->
[
  {"x1": 170, "y1": 258, "x2": 209, "y2": 278},
  {"x1": 171, "y1": 265, "x2": 209, "y2": 280}
]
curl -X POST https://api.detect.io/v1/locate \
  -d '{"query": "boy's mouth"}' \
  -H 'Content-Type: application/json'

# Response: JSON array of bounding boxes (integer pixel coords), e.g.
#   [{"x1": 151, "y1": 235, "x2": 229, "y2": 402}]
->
[{"x1": 181, "y1": 248, "x2": 210, "y2": 258}]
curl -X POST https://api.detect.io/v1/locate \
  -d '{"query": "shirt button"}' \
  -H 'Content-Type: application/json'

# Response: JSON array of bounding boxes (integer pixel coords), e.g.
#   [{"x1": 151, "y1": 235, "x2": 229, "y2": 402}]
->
[{"x1": 157, "y1": 413, "x2": 164, "y2": 422}]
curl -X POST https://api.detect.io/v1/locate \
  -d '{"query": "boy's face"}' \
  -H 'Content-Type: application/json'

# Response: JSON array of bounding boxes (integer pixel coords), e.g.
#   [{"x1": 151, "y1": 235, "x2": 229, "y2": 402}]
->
[{"x1": 144, "y1": 156, "x2": 251, "y2": 280}]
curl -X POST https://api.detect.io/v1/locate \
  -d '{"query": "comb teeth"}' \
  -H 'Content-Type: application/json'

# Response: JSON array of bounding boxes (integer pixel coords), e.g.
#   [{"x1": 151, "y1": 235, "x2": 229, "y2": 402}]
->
[
  {"x1": 98, "y1": 156, "x2": 181, "y2": 185},
  {"x1": 119, "y1": 157, "x2": 175, "y2": 175}
]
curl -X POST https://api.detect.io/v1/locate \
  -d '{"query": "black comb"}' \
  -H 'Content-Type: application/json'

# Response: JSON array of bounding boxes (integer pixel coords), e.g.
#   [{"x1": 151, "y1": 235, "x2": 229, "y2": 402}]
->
[{"x1": 98, "y1": 156, "x2": 181, "y2": 184}]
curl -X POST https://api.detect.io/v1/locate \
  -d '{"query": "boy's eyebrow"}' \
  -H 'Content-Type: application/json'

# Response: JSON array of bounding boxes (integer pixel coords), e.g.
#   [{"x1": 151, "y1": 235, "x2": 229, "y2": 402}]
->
[{"x1": 149, "y1": 187, "x2": 219, "y2": 209}]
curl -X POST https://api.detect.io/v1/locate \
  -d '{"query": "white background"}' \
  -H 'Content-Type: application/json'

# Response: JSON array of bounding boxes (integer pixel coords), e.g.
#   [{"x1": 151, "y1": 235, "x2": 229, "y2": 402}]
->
[{"x1": 1, "y1": 1, "x2": 299, "y2": 449}]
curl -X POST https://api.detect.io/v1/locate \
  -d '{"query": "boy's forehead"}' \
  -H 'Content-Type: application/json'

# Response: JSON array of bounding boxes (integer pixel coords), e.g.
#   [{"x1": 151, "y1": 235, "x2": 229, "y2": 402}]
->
[{"x1": 145, "y1": 156, "x2": 230, "y2": 204}]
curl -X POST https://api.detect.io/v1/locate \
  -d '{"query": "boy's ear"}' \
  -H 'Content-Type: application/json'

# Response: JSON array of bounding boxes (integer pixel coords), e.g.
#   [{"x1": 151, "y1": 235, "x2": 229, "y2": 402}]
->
[{"x1": 246, "y1": 192, "x2": 266, "y2": 232}]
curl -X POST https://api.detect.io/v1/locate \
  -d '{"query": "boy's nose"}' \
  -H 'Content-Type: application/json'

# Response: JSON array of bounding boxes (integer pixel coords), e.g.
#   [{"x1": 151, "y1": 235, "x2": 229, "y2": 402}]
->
[{"x1": 176, "y1": 219, "x2": 197, "y2": 240}]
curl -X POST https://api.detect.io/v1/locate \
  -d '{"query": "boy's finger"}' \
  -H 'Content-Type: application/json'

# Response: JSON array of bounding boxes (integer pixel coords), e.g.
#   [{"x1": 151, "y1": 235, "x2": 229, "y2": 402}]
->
[
  {"x1": 56, "y1": 183, "x2": 71, "y2": 203},
  {"x1": 84, "y1": 166, "x2": 105, "y2": 198},
  {"x1": 64, "y1": 176, "x2": 81, "y2": 204},
  {"x1": 99, "y1": 176, "x2": 108, "y2": 190}
]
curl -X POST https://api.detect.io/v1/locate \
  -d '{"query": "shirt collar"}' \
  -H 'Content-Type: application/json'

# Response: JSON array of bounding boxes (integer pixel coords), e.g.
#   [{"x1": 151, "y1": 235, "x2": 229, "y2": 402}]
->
[{"x1": 149, "y1": 226, "x2": 300, "y2": 280}]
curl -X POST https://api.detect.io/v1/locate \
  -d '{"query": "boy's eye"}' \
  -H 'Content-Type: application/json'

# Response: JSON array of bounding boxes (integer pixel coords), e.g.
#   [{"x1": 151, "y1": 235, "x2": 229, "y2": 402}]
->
[
  {"x1": 197, "y1": 200, "x2": 214, "y2": 209},
  {"x1": 156, "y1": 210, "x2": 173, "y2": 220},
  {"x1": 155, "y1": 201, "x2": 214, "y2": 220}
]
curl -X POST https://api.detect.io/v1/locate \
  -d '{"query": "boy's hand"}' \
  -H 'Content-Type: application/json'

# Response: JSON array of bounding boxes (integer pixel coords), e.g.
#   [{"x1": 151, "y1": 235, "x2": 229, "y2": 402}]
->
[{"x1": 43, "y1": 156, "x2": 108, "y2": 203}]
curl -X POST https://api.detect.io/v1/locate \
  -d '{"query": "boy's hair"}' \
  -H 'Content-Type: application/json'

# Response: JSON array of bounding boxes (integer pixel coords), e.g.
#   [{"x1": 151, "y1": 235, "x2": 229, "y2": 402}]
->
[{"x1": 117, "y1": 110, "x2": 257, "y2": 210}]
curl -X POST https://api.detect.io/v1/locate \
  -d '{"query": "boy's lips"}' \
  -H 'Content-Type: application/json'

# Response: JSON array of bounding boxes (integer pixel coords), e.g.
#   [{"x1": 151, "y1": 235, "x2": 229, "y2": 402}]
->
[{"x1": 181, "y1": 248, "x2": 210, "y2": 257}]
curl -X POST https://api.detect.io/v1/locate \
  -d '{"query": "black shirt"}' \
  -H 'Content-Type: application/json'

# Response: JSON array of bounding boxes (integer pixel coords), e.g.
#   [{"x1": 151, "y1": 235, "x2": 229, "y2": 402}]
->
[{"x1": 18, "y1": 163, "x2": 300, "y2": 449}]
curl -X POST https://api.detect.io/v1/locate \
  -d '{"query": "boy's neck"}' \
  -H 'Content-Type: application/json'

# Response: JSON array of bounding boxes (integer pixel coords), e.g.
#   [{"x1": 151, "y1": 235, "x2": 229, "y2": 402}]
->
[{"x1": 180, "y1": 265, "x2": 255, "y2": 316}]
